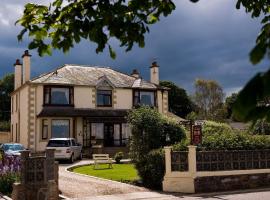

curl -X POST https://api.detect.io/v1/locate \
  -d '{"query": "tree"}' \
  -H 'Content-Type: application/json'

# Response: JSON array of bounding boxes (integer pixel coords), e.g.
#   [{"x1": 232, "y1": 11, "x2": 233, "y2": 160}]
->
[
  {"x1": 225, "y1": 92, "x2": 238, "y2": 120},
  {"x1": 0, "y1": 74, "x2": 14, "y2": 122},
  {"x1": 193, "y1": 79, "x2": 225, "y2": 120},
  {"x1": 160, "y1": 81, "x2": 194, "y2": 118}
]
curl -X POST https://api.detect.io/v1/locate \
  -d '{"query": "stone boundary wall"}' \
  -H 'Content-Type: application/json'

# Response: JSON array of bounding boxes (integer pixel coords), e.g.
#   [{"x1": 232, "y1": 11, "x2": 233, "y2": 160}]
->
[
  {"x1": 0, "y1": 132, "x2": 10, "y2": 143},
  {"x1": 163, "y1": 146, "x2": 270, "y2": 193}
]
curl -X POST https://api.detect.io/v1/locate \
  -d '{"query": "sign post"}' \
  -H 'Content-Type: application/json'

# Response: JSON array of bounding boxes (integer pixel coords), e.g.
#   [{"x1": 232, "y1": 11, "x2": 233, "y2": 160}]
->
[{"x1": 191, "y1": 125, "x2": 202, "y2": 145}]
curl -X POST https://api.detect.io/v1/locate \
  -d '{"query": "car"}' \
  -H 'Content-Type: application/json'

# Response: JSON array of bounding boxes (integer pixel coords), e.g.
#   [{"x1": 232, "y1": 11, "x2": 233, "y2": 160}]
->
[
  {"x1": 46, "y1": 138, "x2": 82, "y2": 163},
  {"x1": 0, "y1": 143, "x2": 26, "y2": 157}
]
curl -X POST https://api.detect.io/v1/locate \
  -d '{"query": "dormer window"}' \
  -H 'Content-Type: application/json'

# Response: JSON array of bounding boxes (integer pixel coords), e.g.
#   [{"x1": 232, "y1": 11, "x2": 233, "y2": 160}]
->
[
  {"x1": 44, "y1": 86, "x2": 74, "y2": 106},
  {"x1": 134, "y1": 90, "x2": 156, "y2": 107},
  {"x1": 97, "y1": 90, "x2": 112, "y2": 107}
]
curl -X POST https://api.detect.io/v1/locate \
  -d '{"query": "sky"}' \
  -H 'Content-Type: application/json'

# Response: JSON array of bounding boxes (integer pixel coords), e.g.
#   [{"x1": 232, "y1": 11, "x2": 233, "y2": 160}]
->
[{"x1": 0, "y1": 0, "x2": 269, "y2": 96}]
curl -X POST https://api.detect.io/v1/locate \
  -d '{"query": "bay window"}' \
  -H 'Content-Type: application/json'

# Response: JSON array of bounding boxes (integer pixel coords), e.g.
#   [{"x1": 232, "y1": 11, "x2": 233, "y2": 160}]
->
[{"x1": 51, "y1": 119, "x2": 70, "y2": 138}]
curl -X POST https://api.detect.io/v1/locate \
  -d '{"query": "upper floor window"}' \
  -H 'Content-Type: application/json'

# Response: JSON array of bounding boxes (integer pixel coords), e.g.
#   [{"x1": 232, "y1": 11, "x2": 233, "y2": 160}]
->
[
  {"x1": 44, "y1": 86, "x2": 74, "y2": 106},
  {"x1": 134, "y1": 90, "x2": 156, "y2": 107},
  {"x1": 97, "y1": 90, "x2": 112, "y2": 107}
]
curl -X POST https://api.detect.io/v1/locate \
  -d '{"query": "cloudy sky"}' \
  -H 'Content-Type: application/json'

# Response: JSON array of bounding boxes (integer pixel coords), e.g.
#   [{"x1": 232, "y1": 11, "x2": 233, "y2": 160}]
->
[{"x1": 0, "y1": 0, "x2": 269, "y2": 96}]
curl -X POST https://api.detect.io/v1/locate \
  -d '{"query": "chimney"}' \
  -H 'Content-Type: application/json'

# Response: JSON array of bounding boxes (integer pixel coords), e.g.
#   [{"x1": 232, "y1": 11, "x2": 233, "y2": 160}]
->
[
  {"x1": 150, "y1": 61, "x2": 159, "y2": 85},
  {"x1": 22, "y1": 50, "x2": 31, "y2": 84},
  {"x1": 131, "y1": 69, "x2": 140, "y2": 79},
  {"x1": 14, "y1": 59, "x2": 22, "y2": 90}
]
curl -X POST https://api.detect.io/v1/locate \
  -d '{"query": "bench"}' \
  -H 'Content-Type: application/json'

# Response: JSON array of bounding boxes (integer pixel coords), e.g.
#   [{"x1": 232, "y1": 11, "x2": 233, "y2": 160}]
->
[{"x1": 93, "y1": 154, "x2": 112, "y2": 169}]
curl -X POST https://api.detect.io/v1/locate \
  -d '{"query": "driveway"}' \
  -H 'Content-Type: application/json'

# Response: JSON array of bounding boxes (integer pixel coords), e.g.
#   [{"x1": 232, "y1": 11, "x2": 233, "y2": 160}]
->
[{"x1": 58, "y1": 160, "x2": 148, "y2": 199}]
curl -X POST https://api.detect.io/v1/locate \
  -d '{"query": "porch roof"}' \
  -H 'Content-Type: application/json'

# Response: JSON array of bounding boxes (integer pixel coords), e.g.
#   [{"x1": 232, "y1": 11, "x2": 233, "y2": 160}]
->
[{"x1": 37, "y1": 107, "x2": 129, "y2": 118}]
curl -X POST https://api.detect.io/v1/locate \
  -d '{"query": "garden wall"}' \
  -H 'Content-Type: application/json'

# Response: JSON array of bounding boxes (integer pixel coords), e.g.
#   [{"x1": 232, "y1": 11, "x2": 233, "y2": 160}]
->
[
  {"x1": 163, "y1": 146, "x2": 270, "y2": 193},
  {"x1": 0, "y1": 132, "x2": 10, "y2": 143}
]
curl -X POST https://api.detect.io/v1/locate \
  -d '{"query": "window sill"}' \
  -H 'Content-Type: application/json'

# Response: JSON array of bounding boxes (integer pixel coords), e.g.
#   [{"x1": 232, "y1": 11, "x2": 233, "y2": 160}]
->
[{"x1": 43, "y1": 104, "x2": 74, "y2": 107}]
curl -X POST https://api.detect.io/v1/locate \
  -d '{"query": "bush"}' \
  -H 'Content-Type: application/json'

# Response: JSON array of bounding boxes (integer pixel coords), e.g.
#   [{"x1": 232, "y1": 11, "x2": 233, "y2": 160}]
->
[
  {"x1": 202, "y1": 120, "x2": 233, "y2": 136},
  {"x1": 128, "y1": 106, "x2": 186, "y2": 162},
  {"x1": 0, "y1": 172, "x2": 18, "y2": 195},
  {"x1": 114, "y1": 152, "x2": 124, "y2": 164},
  {"x1": 135, "y1": 148, "x2": 165, "y2": 190},
  {"x1": 173, "y1": 120, "x2": 270, "y2": 151}
]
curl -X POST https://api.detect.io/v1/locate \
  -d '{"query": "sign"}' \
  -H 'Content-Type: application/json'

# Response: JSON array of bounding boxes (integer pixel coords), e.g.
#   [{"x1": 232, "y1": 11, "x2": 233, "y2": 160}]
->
[{"x1": 192, "y1": 125, "x2": 202, "y2": 145}]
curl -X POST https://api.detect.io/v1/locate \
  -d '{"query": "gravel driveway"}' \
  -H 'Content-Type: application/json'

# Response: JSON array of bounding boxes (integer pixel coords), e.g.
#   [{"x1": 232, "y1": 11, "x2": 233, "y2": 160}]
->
[{"x1": 58, "y1": 160, "x2": 148, "y2": 199}]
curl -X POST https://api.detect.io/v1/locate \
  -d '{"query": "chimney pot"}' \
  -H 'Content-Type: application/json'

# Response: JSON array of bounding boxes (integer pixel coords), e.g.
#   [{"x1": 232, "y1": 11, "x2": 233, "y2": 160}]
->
[
  {"x1": 22, "y1": 50, "x2": 31, "y2": 58},
  {"x1": 131, "y1": 69, "x2": 140, "y2": 78},
  {"x1": 14, "y1": 59, "x2": 22, "y2": 66}
]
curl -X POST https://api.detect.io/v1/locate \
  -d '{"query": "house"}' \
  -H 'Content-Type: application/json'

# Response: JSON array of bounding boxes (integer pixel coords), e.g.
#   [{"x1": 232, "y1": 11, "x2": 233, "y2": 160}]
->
[{"x1": 10, "y1": 50, "x2": 169, "y2": 156}]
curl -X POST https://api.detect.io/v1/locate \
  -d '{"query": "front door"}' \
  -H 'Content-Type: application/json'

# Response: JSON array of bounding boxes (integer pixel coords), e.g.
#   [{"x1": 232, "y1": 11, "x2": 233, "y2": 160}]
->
[
  {"x1": 83, "y1": 119, "x2": 91, "y2": 148},
  {"x1": 104, "y1": 123, "x2": 114, "y2": 147}
]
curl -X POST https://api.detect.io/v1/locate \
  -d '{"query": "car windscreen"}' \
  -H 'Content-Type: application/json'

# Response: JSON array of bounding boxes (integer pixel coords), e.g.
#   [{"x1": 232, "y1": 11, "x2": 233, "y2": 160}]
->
[
  {"x1": 3, "y1": 144, "x2": 24, "y2": 151},
  {"x1": 47, "y1": 140, "x2": 70, "y2": 147}
]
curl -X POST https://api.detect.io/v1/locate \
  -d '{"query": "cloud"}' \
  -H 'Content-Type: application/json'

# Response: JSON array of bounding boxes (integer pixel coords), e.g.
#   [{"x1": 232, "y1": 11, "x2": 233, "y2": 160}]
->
[{"x1": 0, "y1": 0, "x2": 269, "y2": 97}]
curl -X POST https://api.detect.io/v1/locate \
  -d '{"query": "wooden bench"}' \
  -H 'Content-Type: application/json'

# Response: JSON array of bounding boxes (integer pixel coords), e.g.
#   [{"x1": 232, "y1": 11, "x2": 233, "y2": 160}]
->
[{"x1": 93, "y1": 154, "x2": 113, "y2": 169}]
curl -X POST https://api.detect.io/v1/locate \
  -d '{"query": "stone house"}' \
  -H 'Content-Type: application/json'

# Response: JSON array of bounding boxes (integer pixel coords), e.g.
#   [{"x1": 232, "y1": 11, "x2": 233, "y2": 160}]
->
[{"x1": 10, "y1": 50, "x2": 170, "y2": 156}]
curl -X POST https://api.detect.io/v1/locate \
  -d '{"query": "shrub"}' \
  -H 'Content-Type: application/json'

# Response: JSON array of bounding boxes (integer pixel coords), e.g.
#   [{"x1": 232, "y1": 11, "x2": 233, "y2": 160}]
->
[
  {"x1": 128, "y1": 106, "x2": 186, "y2": 162},
  {"x1": 114, "y1": 152, "x2": 124, "y2": 164},
  {"x1": 173, "y1": 120, "x2": 270, "y2": 151},
  {"x1": 202, "y1": 120, "x2": 233, "y2": 136},
  {"x1": 135, "y1": 148, "x2": 165, "y2": 190}
]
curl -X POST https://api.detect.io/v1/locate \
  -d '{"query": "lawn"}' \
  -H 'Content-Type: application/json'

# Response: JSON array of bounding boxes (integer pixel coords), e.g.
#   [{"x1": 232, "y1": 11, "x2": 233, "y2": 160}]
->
[{"x1": 72, "y1": 163, "x2": 139, "y2": 182}]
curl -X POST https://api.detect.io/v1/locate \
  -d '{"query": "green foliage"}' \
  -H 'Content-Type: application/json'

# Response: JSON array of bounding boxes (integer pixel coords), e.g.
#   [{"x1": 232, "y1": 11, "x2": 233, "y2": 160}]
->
[
  {"x1": 202, "y1": 121, "x2": 233, "y2": 136},
  {"x1": 114, "y1": 151, "x2": 124, "y2": 164},
  {"x1": 225, "y1": 93, "x2": 239, "y2": 120},
  {"x1": 160, "y1": 81, "x2": 195, "y2": 118},
  {"x1": 16, "y1": 0, "x2": 179, "y2": 58},
  {"x1": 0, "y1": 121, "x2": 10, "y2": 132},
  {"x1": 173, "y1": 120, "x2": 270, "y2": 151},
  {"x1": 233, "y1": 69, "x2": 270, "y2": 122},
  {"x1": 250, "y1": 118, "x2": 270, "y2": 135},
  {"x1": 128, "y1": 106, "x2": 186, "y2": 162},
  {"x1": 236, "y1": 0, "x2": 270, "y2": 65},
  {"x1": 186, "y1": 111, "x2": 198, "y2": 121},
  {"x1": 0, "y1": 74, "x2": 14, "y2": 121},
  {"x1": 135, "y1": 148, "x2": 165, "y2": 190},
  {"x1": 128, "y1": 106, "x2": 185, "y2": 189},
  {"x1": 0, "y1": 172, "x2": 18, "y2": 195}
]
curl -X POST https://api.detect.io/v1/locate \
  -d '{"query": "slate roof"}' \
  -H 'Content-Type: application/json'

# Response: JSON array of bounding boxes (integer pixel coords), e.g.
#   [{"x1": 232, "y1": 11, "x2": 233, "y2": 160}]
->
[{"x1": 31, "y1": 64, "x2": 164, "y2": 89}]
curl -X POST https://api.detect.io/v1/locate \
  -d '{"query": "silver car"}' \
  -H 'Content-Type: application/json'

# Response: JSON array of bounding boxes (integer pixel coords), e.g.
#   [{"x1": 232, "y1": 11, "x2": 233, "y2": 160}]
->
[
  {"x1": 46, "y1": 138, "x2": 82, "y2": 163},
  {"x1": 0, "y1": 143, "x2": 25, "y2": 157}
]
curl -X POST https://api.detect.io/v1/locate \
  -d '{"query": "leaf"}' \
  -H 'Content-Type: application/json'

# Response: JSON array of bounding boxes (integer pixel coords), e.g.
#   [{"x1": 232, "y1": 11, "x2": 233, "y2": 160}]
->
[
  {"x1": 109, "y1": 45, "x2": 116, "y2": 59},
  {"x1": 233, "y1": 69, "x2": 270, "y2": 122}
]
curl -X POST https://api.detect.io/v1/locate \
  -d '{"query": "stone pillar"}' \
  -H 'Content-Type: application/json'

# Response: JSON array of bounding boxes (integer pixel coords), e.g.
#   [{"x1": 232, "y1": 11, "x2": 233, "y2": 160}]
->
[
  {"x1": 20, "y1": 150, "x2": 30, "y2": 184},
  {"x1": 188, "y1": 145, "x2": 197, "y2": 176},
  {"x1": 11, "y1": 182, "x2": 25, "y2": 200},
  {"x1": 47, "y1": 180, "x2": 59, "y2": 200},
  {"x1": 164, "y1": 146, "x2": 172, "y2": 175}
]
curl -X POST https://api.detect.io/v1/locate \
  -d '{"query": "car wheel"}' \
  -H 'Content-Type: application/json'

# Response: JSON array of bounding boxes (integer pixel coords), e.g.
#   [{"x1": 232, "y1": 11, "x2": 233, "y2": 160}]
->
[{"x1": 69, "y1": 154, "x2": 74, "y2": 163}]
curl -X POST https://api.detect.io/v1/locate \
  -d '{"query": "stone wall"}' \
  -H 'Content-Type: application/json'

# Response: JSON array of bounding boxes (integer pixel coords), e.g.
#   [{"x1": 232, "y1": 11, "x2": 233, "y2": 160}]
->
[
  {"x1": 195, "y1": 173, "x2": 270, "y2": 193},
  {"x1": 0, "y1": 132, "x2": 10, "y2": 143}
]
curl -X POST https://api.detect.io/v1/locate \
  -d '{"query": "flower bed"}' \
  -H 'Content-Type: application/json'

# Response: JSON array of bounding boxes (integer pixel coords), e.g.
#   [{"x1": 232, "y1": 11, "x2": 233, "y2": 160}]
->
[{"x1": 0, "y1": 153, "x2": 21, "y2": 195}]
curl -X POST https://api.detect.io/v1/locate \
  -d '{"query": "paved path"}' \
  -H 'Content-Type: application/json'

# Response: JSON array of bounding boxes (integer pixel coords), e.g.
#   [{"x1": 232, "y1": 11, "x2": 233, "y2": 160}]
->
[{"x1": 59, "y1": 160, "x2": 148, "y2": 199}]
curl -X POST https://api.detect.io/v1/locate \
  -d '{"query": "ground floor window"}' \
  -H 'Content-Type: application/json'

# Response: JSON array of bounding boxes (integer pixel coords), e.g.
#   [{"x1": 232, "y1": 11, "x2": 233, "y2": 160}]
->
[
  {"x1": 42, "y1": 119, "x2": 49, "y2": 140},
  {"x1": 51, "y1": 119, "x2": 70, "y2": 138}
]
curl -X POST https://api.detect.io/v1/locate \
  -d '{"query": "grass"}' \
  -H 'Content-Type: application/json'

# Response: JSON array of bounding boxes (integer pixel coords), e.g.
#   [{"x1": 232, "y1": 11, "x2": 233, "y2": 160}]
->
[{"x1": 72, "y1": 163, "x2": 139, "y2": 182}]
